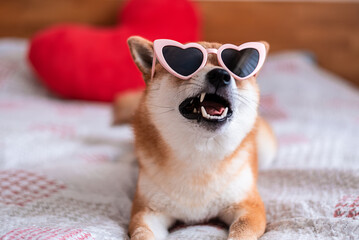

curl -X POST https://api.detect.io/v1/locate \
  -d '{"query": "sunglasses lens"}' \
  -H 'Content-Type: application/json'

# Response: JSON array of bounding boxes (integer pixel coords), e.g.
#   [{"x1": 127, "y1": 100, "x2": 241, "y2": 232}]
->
[
  {"x1": 162, "y1": 46, "x2": 203, "y2": 77},
  {"x1": 221, "y1": 48, "x2": 259, "y2": 78}
]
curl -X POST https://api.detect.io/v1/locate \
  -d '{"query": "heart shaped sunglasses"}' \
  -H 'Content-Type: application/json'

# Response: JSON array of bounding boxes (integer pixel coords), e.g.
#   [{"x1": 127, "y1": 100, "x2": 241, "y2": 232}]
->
[{"x1": 151, "y1": 39, "x2": 267, "y2": 81}]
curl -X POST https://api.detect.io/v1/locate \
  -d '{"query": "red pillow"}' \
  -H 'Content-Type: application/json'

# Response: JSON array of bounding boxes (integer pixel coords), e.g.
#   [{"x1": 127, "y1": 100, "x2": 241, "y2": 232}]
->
[{"x1": 28, "y1": 0, "x2": 201, "y2": 102}]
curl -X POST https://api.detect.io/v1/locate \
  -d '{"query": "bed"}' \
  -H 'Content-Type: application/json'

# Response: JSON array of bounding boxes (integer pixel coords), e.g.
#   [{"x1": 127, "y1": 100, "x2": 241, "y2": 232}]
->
[
  {"x1": 0, "y1": 38, "x2": 358, "y2": 239},
  {"x1": 1, "y1": 0, "x2": 359, "y2": 239}
]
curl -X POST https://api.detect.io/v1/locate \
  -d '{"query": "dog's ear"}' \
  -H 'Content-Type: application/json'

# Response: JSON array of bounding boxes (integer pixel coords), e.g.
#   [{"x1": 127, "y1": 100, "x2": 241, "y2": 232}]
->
[
  {"x1": 128, "y1": 36, "x2": 154, "y2": 79},
  {"x1": 260, "y1": 41, "x2": 270, "y2": 54}
]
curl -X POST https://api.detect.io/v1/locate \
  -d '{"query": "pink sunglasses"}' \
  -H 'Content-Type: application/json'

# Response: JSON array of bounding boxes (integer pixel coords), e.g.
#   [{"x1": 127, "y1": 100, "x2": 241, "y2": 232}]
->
[{"x1": 151, "y1": 39, "x2": 267, "y2": 81}]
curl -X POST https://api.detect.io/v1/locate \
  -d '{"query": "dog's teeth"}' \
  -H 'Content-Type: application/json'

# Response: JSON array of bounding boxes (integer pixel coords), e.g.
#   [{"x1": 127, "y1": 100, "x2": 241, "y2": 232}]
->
[
  {"x1": 201, "y1": 106, "x2": 209, "y2": 119},
  {"x1": 190, "y1": 99, "x2": 193, "y2": 104},
  {"x1": 200, "y1": 92, "x2": 206, "y2": 103},
  {"x1": 221, "y1": 107, "x2": 228, "y2": 118},
  {"x1": 200, "y1": 106, "x2": 206, "y2": 117},
  {"x1": 193, "y1": 108, "x2": 197, "y2": 113},
  {"x1": 201, "y1": 106, "x2": 229, "y2": 120}
]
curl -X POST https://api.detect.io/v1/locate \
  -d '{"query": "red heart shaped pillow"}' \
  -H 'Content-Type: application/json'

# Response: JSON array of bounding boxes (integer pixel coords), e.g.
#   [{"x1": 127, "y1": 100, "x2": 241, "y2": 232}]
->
[{"x1": 28, "y1": 0, "x2": 201, "y2": 102}]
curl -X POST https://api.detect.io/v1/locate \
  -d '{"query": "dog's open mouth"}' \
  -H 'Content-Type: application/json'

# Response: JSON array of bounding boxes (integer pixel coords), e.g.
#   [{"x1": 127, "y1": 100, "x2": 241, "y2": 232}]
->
[{"x1": 179, "y1": 92, "x2": 233, "y2": 122}]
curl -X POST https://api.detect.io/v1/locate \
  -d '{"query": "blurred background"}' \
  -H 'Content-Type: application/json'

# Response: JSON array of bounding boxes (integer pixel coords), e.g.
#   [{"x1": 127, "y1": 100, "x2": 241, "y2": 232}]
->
[{"x1": 0, "y1": 0, "x2": 358, "y2": 87}]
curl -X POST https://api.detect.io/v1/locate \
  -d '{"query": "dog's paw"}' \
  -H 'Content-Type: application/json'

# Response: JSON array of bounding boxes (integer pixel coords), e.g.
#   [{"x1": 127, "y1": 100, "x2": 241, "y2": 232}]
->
[
  {"x1": 228, "y1": 233, "x2": 257, "y2": 240},
  {"x1": 228, "y1": 237, "x2": 257, "y2": 240},
  {"x1": 130, "y1": 227, "x2": 155, "y2": 240}
]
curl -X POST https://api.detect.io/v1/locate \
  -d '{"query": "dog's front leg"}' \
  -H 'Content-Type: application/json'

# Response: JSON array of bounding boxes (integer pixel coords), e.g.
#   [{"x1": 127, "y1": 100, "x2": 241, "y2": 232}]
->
[
  {"x1": 220, "y1": 191, "x2": 266, "y2": 240},
  {"x1": 129, "y1": 194, "x2": 174, "y2": 240},
  {"x1": 129, "y1": 211, "x2": 174, "y2": 240}
]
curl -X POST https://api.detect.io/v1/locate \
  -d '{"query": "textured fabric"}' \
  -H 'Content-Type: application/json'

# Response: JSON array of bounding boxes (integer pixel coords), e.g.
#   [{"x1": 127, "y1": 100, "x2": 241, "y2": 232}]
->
[{"x1": 1, "y1": 40, "x2": 358, "y2": 239}]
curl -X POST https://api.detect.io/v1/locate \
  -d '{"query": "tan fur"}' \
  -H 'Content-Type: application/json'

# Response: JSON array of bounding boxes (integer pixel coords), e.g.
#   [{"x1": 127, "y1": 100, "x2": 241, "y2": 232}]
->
[
  {"x1": 129, "y1": 189, "x2": 157, "y2": 240},
  {"x1": 113, "y1": 90, "x2": 143, "y2": 124},
  {"x1": 120, "y1": 36, "x2": 276, "y2": 240},
  {"x1": 132, "y1": 94, "x2": 171, "y2": 168}
]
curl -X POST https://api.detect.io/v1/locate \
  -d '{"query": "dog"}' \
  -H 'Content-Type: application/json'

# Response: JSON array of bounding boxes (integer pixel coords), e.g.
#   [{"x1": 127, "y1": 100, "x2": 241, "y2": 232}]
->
[{"x1": 114, "y1": 36, "x2": 276, "y2": 240}]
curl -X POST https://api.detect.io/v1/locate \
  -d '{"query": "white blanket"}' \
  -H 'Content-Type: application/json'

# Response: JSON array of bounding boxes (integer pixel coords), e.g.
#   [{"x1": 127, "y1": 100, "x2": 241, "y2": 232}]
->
[{"x1": 0, "y1": 40, "x2": 358, "y2": 240}]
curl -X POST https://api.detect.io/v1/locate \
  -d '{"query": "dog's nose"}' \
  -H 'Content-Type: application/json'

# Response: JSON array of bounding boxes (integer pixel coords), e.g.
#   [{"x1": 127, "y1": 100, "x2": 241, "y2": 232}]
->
[{"x1": 207, "y1": 68, "x2": 231, "y2": 88}]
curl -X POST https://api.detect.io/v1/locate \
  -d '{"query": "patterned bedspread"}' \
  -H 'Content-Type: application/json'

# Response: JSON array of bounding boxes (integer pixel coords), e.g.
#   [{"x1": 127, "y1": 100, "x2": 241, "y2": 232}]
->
[{"x1": 0, "y1": 39, "x2": 358, "y2": 240}]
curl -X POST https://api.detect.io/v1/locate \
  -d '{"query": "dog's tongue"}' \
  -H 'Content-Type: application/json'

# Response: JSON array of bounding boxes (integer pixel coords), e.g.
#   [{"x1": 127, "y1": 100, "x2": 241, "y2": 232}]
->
[{"x1": 201, "y1": 101, "x2": 225, "y2": 116}]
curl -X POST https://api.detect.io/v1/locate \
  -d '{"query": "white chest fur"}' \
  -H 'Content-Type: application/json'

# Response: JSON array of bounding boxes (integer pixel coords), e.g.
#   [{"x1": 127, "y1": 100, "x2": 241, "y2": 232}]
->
[{"x1": 138, "y1": 152, "x2": 254, "y2": 223}]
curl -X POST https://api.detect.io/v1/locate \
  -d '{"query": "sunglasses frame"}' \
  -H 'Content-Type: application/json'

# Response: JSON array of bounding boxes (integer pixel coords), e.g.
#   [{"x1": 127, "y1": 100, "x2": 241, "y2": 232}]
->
[{"x1": 151, "y1": 39, "x2": 267, "y2": 81}]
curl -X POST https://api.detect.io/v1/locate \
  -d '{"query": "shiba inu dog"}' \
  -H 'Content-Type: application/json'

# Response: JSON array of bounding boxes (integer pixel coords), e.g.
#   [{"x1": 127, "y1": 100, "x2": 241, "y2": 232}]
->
[{"x1": 116, "y1": 36, "x2": 276, "y2": 240}]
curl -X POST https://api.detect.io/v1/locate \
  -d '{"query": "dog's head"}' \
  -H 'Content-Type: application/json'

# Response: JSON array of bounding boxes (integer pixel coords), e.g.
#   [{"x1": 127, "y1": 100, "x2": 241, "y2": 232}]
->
[{"x1": 128, "y1": 36, "x2": 268, "y2": 159}]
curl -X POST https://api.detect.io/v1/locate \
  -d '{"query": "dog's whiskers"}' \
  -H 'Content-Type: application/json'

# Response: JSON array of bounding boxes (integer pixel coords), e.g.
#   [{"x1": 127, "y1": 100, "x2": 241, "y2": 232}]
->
[
  {"x1": 182, "y1": 82, "x2": 203, "y2": 88},
  {"x1": 230, "y1": 93, "x2": 258, "y2": 113},
  {"x1": 152, "y1": 109, "x2": 175, "y2": 115},
  {"x1": 232, "y1": 91, "x2": 263, "y2": 109},
  {"x1": 177, "y1": 86, "x2": 202, "y2": 97},
  {"x1": 147, "y1": 103, "x2": 174, "y2": 109}
]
